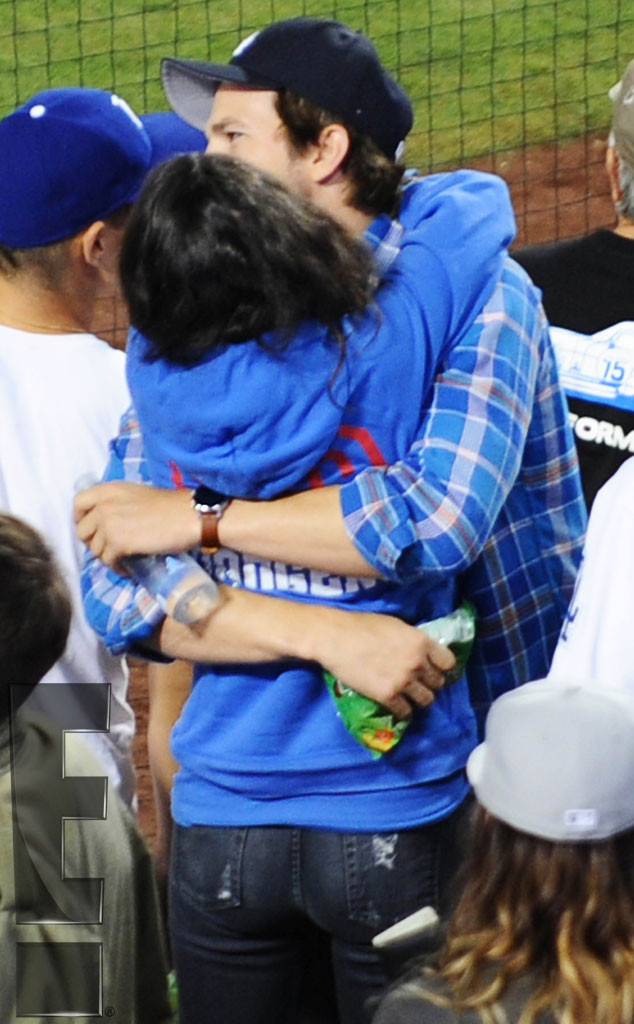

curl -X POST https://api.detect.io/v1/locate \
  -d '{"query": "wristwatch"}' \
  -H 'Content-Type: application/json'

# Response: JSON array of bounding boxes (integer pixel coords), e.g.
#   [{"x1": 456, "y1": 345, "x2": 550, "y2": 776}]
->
[{"x1": 191, "y1": 485, "x2": 231, "y2": 552}]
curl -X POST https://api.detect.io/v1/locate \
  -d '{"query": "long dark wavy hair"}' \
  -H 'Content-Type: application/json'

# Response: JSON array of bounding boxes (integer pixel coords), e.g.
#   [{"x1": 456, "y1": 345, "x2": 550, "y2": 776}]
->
[
  {"x1": 419, "y1": 806, "x2": 634, "y2": 1024},
  {"x1": 119, "y1": 152, "x2": 377, "y2": 367}
]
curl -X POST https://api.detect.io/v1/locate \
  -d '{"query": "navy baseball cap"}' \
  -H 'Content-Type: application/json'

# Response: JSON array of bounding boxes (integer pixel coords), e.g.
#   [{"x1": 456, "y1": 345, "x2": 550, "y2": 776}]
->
[
  {"x1": 161, "y1": 17, "x2": 413, "y2": 159},
  {"x1": 0, "y1": 87, "x2": 153, "y2": 248}
]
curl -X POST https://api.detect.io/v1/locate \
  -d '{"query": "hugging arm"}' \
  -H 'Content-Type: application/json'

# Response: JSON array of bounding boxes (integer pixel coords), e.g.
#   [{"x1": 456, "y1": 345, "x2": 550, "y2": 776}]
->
[
  {"x1": 75, "y1": 172, "x2": 519, "y2": 580},
  {"x1": 75, "y1": 270, "x2": 531, "y2": 583},
  {"x1": 199, "y1": 262, "x2": 540, "y2": 582},
  {"x1": 78, "y1": 408, "x2": 454, "y2": 718}
]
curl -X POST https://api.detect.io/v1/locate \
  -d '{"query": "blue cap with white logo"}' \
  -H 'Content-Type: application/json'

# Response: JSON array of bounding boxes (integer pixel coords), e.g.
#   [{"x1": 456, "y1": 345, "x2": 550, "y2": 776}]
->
[{"x1": 0, "y1": 87, "x2": 153, "y2": 248}]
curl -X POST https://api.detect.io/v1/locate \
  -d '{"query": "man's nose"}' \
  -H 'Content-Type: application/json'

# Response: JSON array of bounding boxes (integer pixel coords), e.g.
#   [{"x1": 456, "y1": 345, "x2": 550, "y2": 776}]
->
[{"x1": 205, "y1": 136, "x2": 227, "y2": 155}]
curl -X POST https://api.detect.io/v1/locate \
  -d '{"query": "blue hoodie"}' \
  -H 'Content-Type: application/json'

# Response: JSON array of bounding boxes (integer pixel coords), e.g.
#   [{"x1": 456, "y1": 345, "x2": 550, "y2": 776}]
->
[{"x1": 126, "y1": 170, "x2": 515, "y2": 831}]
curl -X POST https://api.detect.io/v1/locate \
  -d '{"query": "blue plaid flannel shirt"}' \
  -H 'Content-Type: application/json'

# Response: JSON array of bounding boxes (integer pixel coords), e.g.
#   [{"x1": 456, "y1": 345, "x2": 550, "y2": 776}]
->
[
  {"x1": 81, "y1": 252, "x2": 586, "y2": 725},
  {"x1": 80, "y1": 406, "x2": 169, "y2": 656},
  {"x1": 341, "y1": 256, "x2": 587, "y2": 722}
]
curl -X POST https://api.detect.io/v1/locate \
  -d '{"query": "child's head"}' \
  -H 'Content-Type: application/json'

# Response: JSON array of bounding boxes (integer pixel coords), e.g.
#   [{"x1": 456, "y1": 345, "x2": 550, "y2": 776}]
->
[
  {"x1": 120, "y1": 152, "x2": 376, "y2": 366},
  {"x1": 0, "y1": 514, "x2": 71, "y2": 720}
]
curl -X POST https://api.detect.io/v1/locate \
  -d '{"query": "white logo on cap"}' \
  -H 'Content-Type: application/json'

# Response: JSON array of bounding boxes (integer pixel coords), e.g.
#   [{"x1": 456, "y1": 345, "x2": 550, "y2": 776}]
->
[
  {"x1": 232, "y1": 30, "x2": 259, "y2": 58},
  {"x1": 563, "y1": 808, "x2": 598, "y2": 833},
  {"x1": 29, "y1": 104, "x2": 46, "y2": 119},
  {"x1": 110, "y1": 94, "x2": 143, "y2": 130}
]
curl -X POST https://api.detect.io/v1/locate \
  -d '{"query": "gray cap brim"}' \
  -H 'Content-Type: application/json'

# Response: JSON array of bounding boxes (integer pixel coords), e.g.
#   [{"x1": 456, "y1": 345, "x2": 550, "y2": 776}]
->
[
  {"x1": 465, "y1": 742, "x2": 485, "y2": 790},
  {"x1": 161, "y1": 57, "x2": 271, "y2": 131}
]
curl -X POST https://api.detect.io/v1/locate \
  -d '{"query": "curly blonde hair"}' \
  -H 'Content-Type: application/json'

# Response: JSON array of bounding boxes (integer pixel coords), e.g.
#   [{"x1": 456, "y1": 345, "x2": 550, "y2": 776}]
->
[{"x1": 424, "y1": 805, "x2": 634, "y2": 1024}]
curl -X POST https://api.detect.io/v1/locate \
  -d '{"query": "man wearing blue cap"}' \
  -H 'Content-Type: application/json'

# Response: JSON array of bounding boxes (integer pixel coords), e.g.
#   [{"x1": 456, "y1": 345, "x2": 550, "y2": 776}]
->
[
  {"x1": 0, "y1": 87, "x2": 150, "y2": 805},
  {"x1": 0, "y1": 87, "x2": 203, "y2": 807}
]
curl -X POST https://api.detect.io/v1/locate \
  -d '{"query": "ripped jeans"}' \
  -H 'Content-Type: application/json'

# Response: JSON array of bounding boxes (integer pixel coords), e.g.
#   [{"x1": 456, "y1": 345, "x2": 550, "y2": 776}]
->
[{"x1": 169, "y1": 799, "x2": 472, "y2": 1024}]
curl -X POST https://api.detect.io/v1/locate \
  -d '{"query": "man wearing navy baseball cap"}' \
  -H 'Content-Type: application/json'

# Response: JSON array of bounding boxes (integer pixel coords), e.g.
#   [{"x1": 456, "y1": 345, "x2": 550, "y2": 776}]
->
[
  {"x1": 73, "y1": 17, "x2": 585, "y2": 1024},
  {"x1": 162, "y1": 18, "x2": 414, "y2": 237}
]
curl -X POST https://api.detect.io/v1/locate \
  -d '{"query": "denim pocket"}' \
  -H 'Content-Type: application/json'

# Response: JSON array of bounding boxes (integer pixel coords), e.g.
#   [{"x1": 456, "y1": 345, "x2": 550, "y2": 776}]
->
[
  {"x1": 171, "y1": 824, "x2": 248, "y2": 911},
  {"x1": 341, "y1": 826, "x2": 441, "y2": 929}
]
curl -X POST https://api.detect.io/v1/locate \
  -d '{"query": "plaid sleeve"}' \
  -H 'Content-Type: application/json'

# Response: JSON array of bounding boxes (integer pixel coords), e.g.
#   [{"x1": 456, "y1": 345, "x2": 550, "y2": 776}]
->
[
  {"x1": 80, "y1": 405, "x2": 168, "y2": 657},
  {"x1": 340, "y1": 260, "x2": 543, "y2": 583}
]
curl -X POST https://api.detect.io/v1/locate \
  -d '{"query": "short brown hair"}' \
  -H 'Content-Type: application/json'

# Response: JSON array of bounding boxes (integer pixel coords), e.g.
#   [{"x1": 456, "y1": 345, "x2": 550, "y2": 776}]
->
[
  {"x1": 275, "y1": 89, "x2": 406, "y2": 218},
  {"x1": 0, "y1": 514, "x2": 71, "y2": 718},
  {"x1": 0, "y1": 236, "x2": 72, "y2": 283}
]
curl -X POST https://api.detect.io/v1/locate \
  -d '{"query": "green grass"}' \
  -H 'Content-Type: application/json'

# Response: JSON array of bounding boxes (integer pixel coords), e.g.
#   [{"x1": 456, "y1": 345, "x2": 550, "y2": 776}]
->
[{"x1": 0, "y1": 0, "x2": 633, "y2": 168}]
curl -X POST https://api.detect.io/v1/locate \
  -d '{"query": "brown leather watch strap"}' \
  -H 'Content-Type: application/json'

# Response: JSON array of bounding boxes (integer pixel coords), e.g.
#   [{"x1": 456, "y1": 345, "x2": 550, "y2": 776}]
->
[
  {"x1": 192, "y1": 488, "x2": 231, "y2": 552},
  {"x1": 199, "y1": 509, "x2": 222, "y2": 551}
]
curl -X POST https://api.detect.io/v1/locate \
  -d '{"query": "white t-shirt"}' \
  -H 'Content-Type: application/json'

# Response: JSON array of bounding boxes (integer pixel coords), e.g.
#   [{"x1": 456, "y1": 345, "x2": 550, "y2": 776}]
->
[
  {"x1": 0, "y1": 325, "x2": 135, "y2": 803},
  {"x1": 550, "y1": 455, "x2": 634, "y2": 693}
]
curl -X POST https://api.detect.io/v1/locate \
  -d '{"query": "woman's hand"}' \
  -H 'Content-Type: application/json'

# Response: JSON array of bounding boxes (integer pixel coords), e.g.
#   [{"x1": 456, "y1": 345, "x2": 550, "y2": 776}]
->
[{"x1": 74, "y1": 481, "x2": 200, "y2": 566}]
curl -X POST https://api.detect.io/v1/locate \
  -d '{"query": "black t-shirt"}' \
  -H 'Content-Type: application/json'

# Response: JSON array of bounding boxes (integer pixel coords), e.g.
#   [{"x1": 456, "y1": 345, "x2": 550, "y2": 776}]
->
[{"x1": 514, "y1": 230, "x2": 634, "y2": 509}]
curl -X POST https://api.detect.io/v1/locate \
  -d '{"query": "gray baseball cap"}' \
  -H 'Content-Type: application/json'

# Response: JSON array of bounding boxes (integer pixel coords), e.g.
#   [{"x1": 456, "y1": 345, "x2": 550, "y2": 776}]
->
[
  {"x1": 467, "y1": 679, "x2": 634, "y2": 842},
  {"x1": 610, "y1": 59, "x2": 634, "y2": 168}
]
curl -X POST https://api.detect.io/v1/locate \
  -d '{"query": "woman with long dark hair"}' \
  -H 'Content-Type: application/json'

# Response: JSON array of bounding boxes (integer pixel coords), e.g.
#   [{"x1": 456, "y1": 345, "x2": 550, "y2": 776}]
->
[
  {"x1": 120, "y1": 151, "x2": 376, "y2": 367},
  {"x1": 119, "y1": 152, "x2": 448, "y2": 503},
  {"x1": 373, "y1": 680, "x2": 634, "y2": 1024}
]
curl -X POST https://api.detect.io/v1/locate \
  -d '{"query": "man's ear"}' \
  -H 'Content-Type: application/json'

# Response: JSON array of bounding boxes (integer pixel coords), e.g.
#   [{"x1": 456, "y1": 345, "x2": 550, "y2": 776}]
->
[
  {"x1": 307, "y1": 123, "x2": 351, "y2": 183},
  {"x1": 606, "y1": 144, "x2": 623, "y2": 205},
  {"x1": 77, "y1": 219, "x2": 124, "y2": 283}
]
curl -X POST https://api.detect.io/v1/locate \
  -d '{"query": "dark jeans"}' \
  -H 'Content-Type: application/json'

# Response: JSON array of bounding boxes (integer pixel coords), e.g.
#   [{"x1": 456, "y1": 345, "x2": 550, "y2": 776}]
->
[{"x1": 169, "y1": 797, "x2": 472, "y2": 1024}]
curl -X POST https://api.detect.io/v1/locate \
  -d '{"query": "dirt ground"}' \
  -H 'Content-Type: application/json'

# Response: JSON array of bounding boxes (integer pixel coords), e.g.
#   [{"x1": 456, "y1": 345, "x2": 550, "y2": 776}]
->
[
  {"x1": 478, "y1": 131, "x2": 615, "y2": 246},
  {"x1": 128, "y1": 130, "x2": 615, "y2": 849}
]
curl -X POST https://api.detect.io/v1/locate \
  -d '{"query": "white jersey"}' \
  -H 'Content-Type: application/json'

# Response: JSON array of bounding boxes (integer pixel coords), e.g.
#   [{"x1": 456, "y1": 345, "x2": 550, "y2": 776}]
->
[
  {"x1": 0, "y1": 324, "x2": 135, "y2": 803},
  {"x1": 550, "y1": 455, "x2": 634, "y2": 694}
]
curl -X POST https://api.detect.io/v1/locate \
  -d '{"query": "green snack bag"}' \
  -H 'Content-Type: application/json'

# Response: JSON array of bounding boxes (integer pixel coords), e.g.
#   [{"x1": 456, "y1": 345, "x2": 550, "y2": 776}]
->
[
  {"x1": 323, "y1": 602, "x2": 477, "y2": 758},
  {"x1": 323, "y1": 671, "x2": 411, "y2": 757},
  {"x1": 422, "y1": 601, "x2": 477, "y2": 685}
]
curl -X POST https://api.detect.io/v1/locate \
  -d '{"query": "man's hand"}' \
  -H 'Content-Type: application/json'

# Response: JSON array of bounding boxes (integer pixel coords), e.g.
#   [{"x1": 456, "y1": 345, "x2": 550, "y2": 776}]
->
[
  {"x1": 308, "y1": 607, "x2": 456, "y2": 718},
  {"x1": 74, "y1": 481, "x2": 200, "y2": 566}
]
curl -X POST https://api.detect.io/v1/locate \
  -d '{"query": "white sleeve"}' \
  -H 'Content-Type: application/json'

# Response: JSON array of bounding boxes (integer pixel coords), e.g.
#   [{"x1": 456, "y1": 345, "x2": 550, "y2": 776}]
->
[{"x1": 550, "y1": 458, "x2": 634, "y2": 693}]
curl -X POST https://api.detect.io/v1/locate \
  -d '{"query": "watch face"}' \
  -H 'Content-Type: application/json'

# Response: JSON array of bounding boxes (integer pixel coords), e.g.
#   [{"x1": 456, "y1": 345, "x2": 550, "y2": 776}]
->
[{"x1": 193, "y1": 484, "x2": 228, "y2": 507}]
